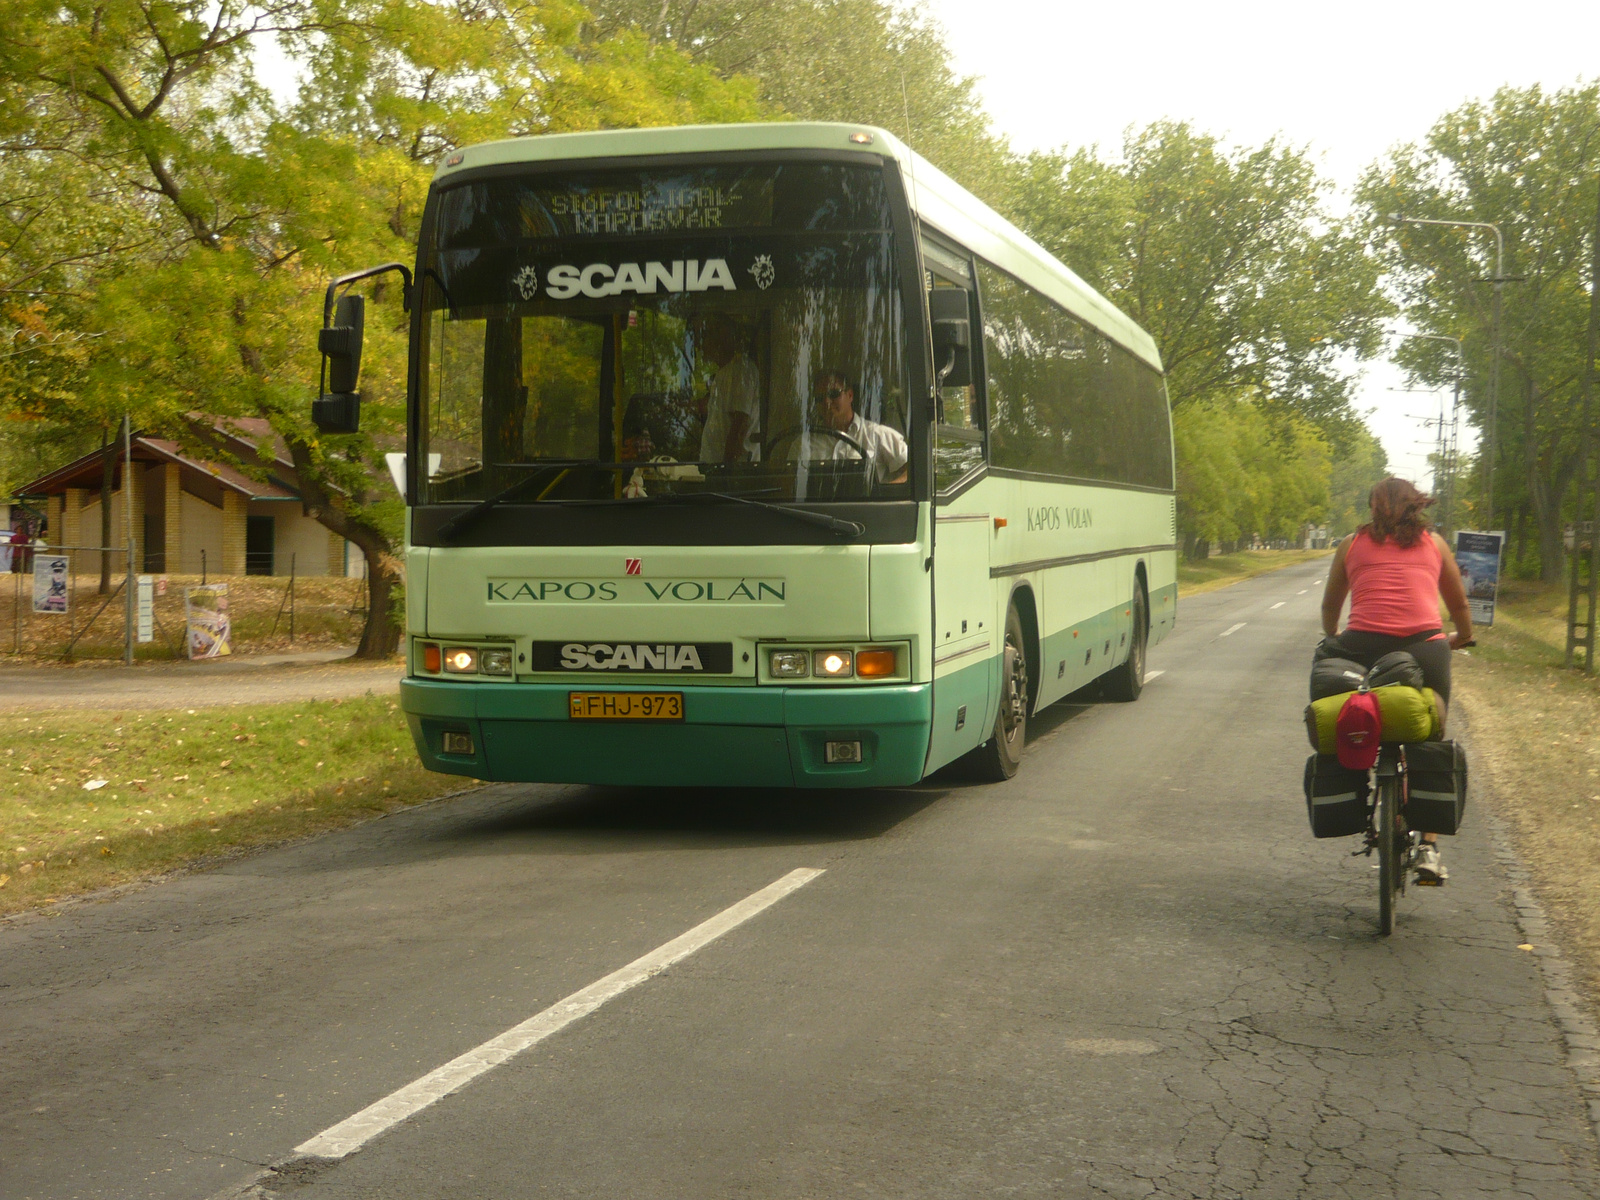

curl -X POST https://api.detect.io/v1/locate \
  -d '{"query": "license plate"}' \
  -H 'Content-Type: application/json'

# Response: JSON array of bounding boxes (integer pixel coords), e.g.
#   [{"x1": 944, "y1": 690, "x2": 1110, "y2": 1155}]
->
[{"x1": 568, "y1": 691, "x2": 684, "y2": 721}]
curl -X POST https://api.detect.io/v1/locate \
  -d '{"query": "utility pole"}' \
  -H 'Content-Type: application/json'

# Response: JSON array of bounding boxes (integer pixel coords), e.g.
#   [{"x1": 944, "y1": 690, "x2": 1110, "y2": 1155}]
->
[
  {"x1": 1387, "y1": 215, "x2": 1507, "y2": 527},
  {"x1": 1396, "y1": 332, "x2": 1465, "y2": 533}
]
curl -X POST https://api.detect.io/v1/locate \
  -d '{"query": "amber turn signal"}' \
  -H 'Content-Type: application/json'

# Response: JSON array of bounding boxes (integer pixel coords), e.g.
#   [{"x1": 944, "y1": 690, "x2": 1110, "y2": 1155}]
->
[
  {"x1": 422, "y1": 642, "x2": 441, "y2": 673},
  {"x1": 856, "y1": 649, "x2": 897, "y2": 677}
]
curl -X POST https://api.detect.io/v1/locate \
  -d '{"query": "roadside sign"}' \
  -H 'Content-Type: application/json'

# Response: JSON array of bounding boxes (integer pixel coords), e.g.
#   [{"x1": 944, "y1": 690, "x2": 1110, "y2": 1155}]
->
[
  {"x1": 33, "y1": 554, "x2": 69, "y2": 614},
  {"x1": 185, "y1": 583, "x2": 232, "y2": 658},
  {"x1": 1455, "y1": 530, "x2": 1505, "y2": 627},
  {"x1": 137, "y1": 574, "x2": 154, "y2": 643}
]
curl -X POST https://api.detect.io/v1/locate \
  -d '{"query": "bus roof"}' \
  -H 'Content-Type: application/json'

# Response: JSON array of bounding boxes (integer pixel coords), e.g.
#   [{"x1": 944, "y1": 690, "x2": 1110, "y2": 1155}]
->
[{"x1": 433, "y1": 123, "x2": 1162, "y2": 371}]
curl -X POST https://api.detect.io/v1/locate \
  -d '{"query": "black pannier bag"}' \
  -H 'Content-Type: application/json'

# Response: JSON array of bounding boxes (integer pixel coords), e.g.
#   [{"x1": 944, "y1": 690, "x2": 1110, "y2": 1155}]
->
[
  {"x1": 1304, "y1": 753, "x2": 1368, "y2": 837},
  {"x1": 1367, "y1": 650, "x2": 1425, "y2": 690},
  {"x1": 1405, "y1": 741, "x2": 1468, "y2": 834}
]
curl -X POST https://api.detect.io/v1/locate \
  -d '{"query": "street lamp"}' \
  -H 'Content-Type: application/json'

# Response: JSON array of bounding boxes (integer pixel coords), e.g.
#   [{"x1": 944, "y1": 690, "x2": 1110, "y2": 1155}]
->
[
  {"x1": 1396, "y1": 332, "x2": 1465, "y2": 531},
  {"x1": 1386, "y1": 214, "x2": 1507, "y2": 528}
]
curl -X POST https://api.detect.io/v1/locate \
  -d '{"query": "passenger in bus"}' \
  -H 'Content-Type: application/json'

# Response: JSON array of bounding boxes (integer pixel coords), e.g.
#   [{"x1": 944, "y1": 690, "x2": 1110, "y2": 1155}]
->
[
  {"x1": 800, "y1": 369, "x2": 909, "y2": 483},
  {"x1": 696, "y1": 316, "x2": 761, "y2": 464}
]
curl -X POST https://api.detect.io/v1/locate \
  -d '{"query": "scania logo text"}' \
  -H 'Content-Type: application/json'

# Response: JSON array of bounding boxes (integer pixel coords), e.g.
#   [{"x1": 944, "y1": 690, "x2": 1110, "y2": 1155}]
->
[
  {"x1": 561, "y1": 643, "x2": 704, "y2": 671},
  {"x1": 540, "y1": 259, "x2": 736, "y2": 300}
]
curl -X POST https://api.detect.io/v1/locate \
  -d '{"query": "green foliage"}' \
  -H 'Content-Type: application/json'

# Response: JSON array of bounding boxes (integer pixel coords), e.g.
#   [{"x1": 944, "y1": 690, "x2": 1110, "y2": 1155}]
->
[
  {"x1": 1003, "y1": 122, "x2": 1390, "y2": 550},
  {"x1": 0, "y1": 0, "x2": 774, "y2": 653},
  {"x1": 1357, "y1": 83, "x2": 1600, "y2": 581},
  {"x1": 1004, "y1": 123, "x2": 1391, "y2": 427},
  {"x1": 1325, "y1": 423, "x2": 1389, "y2": 537},
  {"x1": 1173, "y1": 399, "x2": 1331, "y2": 556}
]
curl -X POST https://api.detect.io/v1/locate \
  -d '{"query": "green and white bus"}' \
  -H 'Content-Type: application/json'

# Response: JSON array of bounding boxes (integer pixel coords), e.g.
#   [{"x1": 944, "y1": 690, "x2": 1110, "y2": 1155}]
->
[{"x1": 316, "y1": 122, "x2": 1176, "y2": 787}]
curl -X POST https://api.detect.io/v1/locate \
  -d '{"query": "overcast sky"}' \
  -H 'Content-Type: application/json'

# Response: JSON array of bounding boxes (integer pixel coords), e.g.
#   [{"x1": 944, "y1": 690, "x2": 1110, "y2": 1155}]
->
[{"x1": 920, "y1": 0, "x2": 1600, "y2": 486}]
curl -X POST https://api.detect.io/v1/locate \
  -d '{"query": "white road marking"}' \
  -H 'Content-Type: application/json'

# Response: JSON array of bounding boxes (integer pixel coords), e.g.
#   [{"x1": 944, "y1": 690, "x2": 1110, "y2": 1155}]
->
[
  {"x1": 1219, "y1": 623, "x2": 1246, "y2": 638},
  {"x1": 1270, "y1": 602, "x2": 1286, "y2": 610},
  {"x1": 295, "y1": 867, "x2": 825, "y2": 1160},
  {"x1": 1314, "y1": 579, "x2": 1324, "y2": 585},
  {"x1": 1142, "y1": 670, "x2": 1165, "y2": 682},
  {"x1": 1297, "y1": 590, "x2": 1308, "y2": 595}
]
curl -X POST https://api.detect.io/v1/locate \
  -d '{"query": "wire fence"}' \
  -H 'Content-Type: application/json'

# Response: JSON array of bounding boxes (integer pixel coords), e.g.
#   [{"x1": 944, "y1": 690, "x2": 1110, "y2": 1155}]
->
[{"x1": 7, "y1": 545, "x2": 370, "y2": 662}]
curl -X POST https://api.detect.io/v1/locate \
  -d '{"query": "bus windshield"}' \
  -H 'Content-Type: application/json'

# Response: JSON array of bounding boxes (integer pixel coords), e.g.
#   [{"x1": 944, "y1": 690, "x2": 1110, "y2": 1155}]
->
[{"x1": 419, "y1": 161, "x2": 909, "y2": 506}]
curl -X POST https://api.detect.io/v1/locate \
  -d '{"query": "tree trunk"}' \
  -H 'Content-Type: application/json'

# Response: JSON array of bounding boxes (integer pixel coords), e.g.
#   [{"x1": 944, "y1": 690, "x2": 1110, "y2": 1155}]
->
[
  {"x1": 351, "y1": 536, "x2": 403, "y2": 659},
  {"x1": 276, "y1": 432, "x2": 402, "y2": 660},
  {"x1": 98, "y1": 433, "x2": 114, "y2": 594}
]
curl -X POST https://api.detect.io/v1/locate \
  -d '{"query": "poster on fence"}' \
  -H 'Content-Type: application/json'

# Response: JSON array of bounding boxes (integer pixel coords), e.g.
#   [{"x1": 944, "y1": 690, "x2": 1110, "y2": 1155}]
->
[
  {"x1": 137, "y1": 575, "x2": 154, "y2": 643},
  {"x1": 184, "y1": 583, "x2": 232, "y2": 658},
  {"x1": 1455, "y1": 530, "x2": 1505, "y2": 627},
  {"x1": 33, "y1": 554, "x2": 69, "y2": 614}
]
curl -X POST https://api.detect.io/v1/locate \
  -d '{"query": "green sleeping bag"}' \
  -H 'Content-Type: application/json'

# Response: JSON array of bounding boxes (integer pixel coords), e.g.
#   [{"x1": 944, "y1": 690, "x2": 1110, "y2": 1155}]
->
[{"x1": 1304, "y1": 685, "x2": 1441, "y2": 754}]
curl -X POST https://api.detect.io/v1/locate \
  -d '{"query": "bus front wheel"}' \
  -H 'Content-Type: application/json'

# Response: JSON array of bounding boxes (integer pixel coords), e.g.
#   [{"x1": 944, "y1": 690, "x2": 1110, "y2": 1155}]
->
[{"x1": 972, "y1": 603, "x2": 1029, "y2": 781}]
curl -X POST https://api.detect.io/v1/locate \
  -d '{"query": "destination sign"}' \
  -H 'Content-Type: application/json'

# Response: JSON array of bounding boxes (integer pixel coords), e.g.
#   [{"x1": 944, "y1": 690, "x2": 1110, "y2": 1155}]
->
[{"x1": 527, "y1": 170, "x2": 775, "y2": 238}]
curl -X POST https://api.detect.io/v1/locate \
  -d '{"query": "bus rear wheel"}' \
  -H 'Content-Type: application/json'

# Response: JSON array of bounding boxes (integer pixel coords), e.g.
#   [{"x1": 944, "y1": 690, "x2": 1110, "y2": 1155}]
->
[
  {"x1": 1102, "y1": 583, "x2": 1147, "y2": 702},
  {"x1": 972, "y1": 603, "x2": 1029, "y2": 782}
]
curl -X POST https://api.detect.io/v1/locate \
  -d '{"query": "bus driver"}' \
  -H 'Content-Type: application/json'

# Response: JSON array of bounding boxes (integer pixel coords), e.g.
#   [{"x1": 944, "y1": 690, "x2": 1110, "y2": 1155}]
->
[{"x1": 796, "y1": 370, "x2": 909, "y2": 484}]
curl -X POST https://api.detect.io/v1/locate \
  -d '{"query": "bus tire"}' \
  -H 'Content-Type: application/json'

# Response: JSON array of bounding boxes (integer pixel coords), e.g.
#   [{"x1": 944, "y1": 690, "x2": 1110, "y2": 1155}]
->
[
  {"x1": 1103, "y1": 582, "x2": 1147, "y2": 703},
  {"x1": 972, "y1": 602, "x2": 1029, "y2": 781}
]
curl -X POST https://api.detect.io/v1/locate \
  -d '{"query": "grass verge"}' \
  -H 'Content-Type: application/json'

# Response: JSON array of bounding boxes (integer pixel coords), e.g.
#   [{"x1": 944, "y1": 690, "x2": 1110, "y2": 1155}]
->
[
  {"x1": 1452, "y1": 578, "x2": 1600, "y2": 1017},
  {"x1": 1177, "y1": 548, "x2": 1333, "y2": 596},
  {"x1": 0, "y1": 694, "x2": 473, "y2": 916}
]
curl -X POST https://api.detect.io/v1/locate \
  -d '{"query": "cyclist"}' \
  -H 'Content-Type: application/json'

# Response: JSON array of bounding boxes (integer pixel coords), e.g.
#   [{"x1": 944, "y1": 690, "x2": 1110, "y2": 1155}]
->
[{"x1": 1320, "y1": 477, "x2": 1473, "y2": 883}]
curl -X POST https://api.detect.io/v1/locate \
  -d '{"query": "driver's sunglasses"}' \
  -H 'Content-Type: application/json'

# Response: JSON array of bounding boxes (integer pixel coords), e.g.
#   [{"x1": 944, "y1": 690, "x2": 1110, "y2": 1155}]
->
[{"x1": 814, "y1": 387, "x2": 845, "y2": 402}]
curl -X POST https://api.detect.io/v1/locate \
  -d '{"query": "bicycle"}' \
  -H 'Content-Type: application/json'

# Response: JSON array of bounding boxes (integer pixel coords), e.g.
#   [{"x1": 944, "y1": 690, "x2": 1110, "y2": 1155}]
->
[
  {"x1": 1357, "y1": 746, "x2": 1417, "y2": 935},
  {"x1": 1353, "y1": 636, "x2": 1473, "y2": 935}
]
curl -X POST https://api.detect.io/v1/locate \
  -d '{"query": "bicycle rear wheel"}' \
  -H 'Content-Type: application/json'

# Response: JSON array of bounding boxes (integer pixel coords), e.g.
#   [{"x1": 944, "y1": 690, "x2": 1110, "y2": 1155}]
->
[{"x1": 1376, "y1": 777, "x2": 1400, "y2": 935}]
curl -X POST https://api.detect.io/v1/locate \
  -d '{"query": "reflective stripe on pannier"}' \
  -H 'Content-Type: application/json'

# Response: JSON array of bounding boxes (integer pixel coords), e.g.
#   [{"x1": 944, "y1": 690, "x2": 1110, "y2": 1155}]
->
[
  {"x1": 1303, "y1": 753, "x2": 1368, "y2": 838},
  {"x1": 1406, "y1": 740, "x2": 1468, "y2": 835}
]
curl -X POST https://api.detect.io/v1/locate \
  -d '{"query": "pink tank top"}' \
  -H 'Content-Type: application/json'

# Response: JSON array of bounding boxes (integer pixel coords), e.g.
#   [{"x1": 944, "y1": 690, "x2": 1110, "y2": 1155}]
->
[{"x1": 1344, "y1": 529, "x2": 1443, "y2": 637}]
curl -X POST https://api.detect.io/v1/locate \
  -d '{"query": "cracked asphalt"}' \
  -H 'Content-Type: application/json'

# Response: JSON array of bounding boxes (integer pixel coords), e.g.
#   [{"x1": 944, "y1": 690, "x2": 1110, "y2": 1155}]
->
[{"x1": 2, "y1": 558, "x2": 1597, "y2": 1199}]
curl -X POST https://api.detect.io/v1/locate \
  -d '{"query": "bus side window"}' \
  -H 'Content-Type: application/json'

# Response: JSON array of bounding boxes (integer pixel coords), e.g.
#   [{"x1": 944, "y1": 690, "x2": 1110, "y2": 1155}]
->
[{"x1": 929, "y1": 274, "x2": 984, "y2": 496}]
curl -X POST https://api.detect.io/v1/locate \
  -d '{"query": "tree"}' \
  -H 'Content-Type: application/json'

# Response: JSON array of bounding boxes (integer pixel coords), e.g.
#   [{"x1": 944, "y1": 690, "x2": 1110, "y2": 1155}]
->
[
  {"x1": 1004, "y1": 123, "x2": 1391, "y2": 428},
  {"x1": 1003, "y1": 122, "x2": 1388, "y2": 552},
  {"x1": 2, "y1": 0, "x2": 770, "y2": 655},
  {"x1": 1358, "y1": 83, "x2": 1600, "y2": 582},
  {"x1": 584, "y1": 0, "x2": 1012, "y2": 201}
]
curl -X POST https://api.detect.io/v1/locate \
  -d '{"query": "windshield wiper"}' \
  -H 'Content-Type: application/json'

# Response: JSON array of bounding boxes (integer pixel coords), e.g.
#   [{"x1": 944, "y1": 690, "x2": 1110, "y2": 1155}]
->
[
  {"x1": 437, "y1": 460, "x2": 592, "y2": 541},
  {"x1": 647, "y1": 491, "x2": 865, "y2": 538}
]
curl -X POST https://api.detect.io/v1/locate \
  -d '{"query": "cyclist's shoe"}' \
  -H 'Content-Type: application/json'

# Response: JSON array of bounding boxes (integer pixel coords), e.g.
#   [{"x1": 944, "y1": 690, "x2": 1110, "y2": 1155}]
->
[{"x1": 1414, "y1": 842, "x2": 1448, "y2": 885}]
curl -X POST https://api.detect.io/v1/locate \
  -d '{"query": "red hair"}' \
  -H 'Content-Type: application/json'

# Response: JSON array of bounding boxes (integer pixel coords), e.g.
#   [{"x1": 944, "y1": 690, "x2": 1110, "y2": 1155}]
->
[{"x1": 1362, "y1": 477, "x2": 1434, "y2": 548}]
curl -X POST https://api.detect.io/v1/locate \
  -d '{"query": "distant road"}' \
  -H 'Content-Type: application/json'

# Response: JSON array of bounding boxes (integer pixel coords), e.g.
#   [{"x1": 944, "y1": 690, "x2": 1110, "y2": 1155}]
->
[
  {"x1": 0, "y1": 651, "x2": 401, "y2": 710},
  {"x1": 2, "y1": 559, "x2": 1596, "y2": 1200}
]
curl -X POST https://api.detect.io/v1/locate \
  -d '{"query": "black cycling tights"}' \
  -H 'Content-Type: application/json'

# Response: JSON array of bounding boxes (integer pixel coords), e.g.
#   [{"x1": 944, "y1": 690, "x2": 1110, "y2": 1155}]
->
[{"x1": 1329, "y1": 629, "x2": 1452, "y2": 705}]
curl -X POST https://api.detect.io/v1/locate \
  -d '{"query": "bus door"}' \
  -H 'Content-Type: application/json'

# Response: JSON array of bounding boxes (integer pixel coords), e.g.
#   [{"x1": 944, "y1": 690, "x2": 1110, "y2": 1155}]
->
[{"x1": 926, "y1": 257, "x2": 994, "y2": 769}]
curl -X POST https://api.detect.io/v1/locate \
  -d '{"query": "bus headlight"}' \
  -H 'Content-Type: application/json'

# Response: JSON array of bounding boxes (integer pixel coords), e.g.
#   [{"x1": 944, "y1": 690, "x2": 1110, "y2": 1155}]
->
[
  {"x1": 443, "y1": 647, "x2": 478, "y2": 674},
  {"x1": 813, "y1": 650, "x2": 853, "y2": 678},
  {"x1": 480, "y1": 648, "x2": 514, "y2": 676},
  {"x1": 769, "y1": 650, "x2": 809, "y2": 677}
]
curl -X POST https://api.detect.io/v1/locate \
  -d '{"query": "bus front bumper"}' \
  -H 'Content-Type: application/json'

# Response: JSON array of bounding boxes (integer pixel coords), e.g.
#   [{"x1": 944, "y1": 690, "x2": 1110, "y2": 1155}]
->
[{"x1": 401, "y1": 678, "x2": 933, "y2": 788}]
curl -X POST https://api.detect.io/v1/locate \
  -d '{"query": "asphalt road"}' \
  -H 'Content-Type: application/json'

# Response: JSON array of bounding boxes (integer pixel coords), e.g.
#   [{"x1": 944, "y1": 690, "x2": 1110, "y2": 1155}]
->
[{"x1": 4, "y1": 558, "x2": 1597, "y2": 1200}]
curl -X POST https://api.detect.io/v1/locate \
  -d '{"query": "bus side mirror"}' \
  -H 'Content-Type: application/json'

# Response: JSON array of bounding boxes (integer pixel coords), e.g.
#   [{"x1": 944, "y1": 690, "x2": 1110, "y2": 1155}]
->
[
  {"x1": 313, "y1": 293, "x2": 365, "y2": 434},
  {"x1": 928, "y1": 289, "x2": 971, "y2": 389}
]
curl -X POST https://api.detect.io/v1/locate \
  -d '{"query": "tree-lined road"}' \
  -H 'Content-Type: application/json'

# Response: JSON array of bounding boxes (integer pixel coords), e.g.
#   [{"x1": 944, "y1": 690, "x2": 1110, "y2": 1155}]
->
[{"x1": 4, "y1": 561, "x2": 1597, "y2": 1199}]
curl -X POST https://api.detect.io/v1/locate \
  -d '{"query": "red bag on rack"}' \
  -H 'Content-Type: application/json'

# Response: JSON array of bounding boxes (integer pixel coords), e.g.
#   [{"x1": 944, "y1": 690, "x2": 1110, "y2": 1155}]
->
[{"x1": 1335, "y1": 691, "x2": 1382, "y2": 771}]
